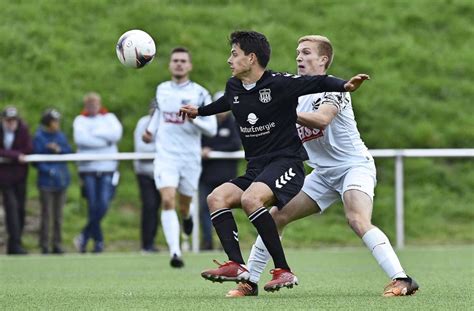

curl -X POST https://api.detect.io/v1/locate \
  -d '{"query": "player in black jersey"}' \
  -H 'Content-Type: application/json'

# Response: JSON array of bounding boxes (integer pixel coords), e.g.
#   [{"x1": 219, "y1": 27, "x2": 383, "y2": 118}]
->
[{"x1": 179, "y1": 30, "x2": 369, "y2": 292}]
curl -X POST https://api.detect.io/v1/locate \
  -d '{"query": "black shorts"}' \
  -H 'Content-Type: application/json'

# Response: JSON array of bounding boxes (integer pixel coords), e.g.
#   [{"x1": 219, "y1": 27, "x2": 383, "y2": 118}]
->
[{"x1": 230, "y1": 157, "x2": 305, "y2": 209}]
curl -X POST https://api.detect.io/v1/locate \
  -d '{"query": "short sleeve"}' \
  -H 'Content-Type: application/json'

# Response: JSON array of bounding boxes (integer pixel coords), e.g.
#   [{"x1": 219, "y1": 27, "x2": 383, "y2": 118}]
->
[{"x1": 320, "y1": 92, "x2": 351, "y2": 113}]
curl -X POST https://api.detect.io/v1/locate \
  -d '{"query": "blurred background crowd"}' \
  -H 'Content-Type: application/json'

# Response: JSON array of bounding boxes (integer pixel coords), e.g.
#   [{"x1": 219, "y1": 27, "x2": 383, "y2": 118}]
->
[{"x1": 0, "y1": 91, "x2": 241, "y2": 255}]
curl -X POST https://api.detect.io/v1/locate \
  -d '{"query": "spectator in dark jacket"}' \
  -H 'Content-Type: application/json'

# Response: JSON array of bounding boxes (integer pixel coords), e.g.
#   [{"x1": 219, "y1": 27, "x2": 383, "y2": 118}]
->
[
  {"x1": 0, "y1": 106, "x2": 32, "y2": 255},
  {"x1": 134, "y1": 102, "x2": 162, "y2": 253},
  {"x1": 33, "y1": 109, "x2": 72, "y2": 254},
  {"x1": 199, "y1": 91, "x2": 241, "y2": 250}
]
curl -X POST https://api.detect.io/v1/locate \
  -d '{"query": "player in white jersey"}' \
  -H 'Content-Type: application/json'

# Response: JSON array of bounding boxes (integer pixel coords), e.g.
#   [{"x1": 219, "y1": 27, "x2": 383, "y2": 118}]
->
[
  {"x1": 227, "y1": 35, "x2": 419, "y2": 297},
  {"x1": 143, "y1": 47, "x2": 217, "y2": 267}
]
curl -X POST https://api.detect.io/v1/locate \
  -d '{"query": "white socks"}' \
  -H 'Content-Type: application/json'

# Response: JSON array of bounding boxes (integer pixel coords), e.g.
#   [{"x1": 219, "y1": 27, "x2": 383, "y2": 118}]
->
[
  {"x1": 362, "y1": 227, "x2": 407, "y2": 279},
  {"x1": 161, "y1": 209, "x2": 181, "y2": 257},
  {"x1": 247, "y1": 235, "x2": 272, "y2": 284},
  {"x1": 247, "y1": 227, "x2": 407, "y2": 283}
]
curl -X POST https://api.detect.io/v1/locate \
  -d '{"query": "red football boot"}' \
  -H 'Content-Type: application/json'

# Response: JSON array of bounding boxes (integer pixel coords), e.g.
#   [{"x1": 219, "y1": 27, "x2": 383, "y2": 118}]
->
[
  {"x1": 263, "y1": 268, "x2": 298, "y2": 292},
  {"x1": 201, "y1": 260, "x2": 250, "y2": 283}
]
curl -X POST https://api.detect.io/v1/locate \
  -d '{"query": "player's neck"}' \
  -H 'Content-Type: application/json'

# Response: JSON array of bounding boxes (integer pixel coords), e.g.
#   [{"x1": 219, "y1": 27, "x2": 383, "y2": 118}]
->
[
  {"x1": 240, "y1": 67, "x2": 265, "y2": 85},
  {"x1": 172, "y1": 76, "x2": 190, "y2": 85},
  {"x1": 305, "y1": 69, "x2": 326, "y2": 76},
  {"x1": 307, "y1": 71, "x2": 326, "y2": 76}
]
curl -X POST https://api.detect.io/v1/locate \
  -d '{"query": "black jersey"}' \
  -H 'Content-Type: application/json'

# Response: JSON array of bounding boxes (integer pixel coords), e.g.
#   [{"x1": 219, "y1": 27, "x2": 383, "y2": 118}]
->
[{"x1": 198, "y1": 70, "x2": 347, "y2": 160}]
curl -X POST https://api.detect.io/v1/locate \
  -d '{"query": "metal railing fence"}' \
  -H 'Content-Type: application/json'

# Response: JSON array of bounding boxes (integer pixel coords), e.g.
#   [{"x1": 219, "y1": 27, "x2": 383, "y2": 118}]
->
[{"x1": 2, "y1": 148, "x2": 473, "y2": 251}]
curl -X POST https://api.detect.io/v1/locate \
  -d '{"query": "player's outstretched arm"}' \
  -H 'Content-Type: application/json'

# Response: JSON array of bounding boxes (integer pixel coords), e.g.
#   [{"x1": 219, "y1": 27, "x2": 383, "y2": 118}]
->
[
  {"x1": 344, "y1": 74, "x2": 370, "y2": 92},
  {"x1": 297, "y1": 104, "x2": 338, "y2": 129},
  {"x1": 179, "y1": 95, "x2": 231, "y2": 120},
  {"x1": 179, "y1": 104, "x2": 199, "y2": 120}
]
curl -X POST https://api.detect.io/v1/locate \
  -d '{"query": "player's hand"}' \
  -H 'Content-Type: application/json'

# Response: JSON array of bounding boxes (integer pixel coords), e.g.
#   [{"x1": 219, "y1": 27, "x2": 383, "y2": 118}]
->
[
  {"x1": 142, "y1": 131, "x2": 153, "y2": 143},
  {"x1": 344, "y1": 74, "x2": 370, "y2": 92},
  {"x1": 46, "y1": 142, "x2": 61, "y2": 153},
  {"x1": 18, "y1": 154, "x2": 27, "y2": 164},
  {"x1": 179, "y1": 104, "x2": 198, "y2": 120},
  {"x1": 201, "y1": 147, "x2": 212, "y2": 159}
]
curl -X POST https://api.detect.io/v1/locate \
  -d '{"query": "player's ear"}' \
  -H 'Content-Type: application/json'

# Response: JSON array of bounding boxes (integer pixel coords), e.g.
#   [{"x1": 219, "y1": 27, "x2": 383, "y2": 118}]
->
[
  {"x1": 320, "y1": 55, "x2": 329, "y2": 67},
  {"x1": 249, "y1": 53, "x2": 257, "y2": 65}
]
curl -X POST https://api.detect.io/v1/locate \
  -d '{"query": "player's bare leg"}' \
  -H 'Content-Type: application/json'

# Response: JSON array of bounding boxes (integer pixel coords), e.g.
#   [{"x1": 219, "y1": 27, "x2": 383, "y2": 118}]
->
[
  {"x1": 343, "y1": 189, "x2": 419, "y2": 296},
  {"x1": 271, "y1": 191, "x2": 321, "y2": 233},
  {"x1": 160, "y1": 187, "x2": 183, "y2": 268},
  {"x1": 201, "y1": 183, "x2": 249, "y2": 283},
  {"x1": 342, "y1": 189, "x2": 374, "y2": 237},
  {"x1": 227, "y1": 191, "x2": 318, "y2": 297}
]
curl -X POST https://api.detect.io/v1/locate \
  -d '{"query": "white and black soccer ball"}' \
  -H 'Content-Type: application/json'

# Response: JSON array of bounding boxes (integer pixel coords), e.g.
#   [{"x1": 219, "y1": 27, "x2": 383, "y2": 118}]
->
[{"x1": 116, "y1": 30, "x2": 156, "y2": 68}]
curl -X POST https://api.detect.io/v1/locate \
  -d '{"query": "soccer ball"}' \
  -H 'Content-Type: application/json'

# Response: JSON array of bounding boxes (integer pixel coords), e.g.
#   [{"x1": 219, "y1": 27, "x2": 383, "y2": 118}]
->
[{"x1": 116, "y1": 30, "x2": 156, "y2": 68}]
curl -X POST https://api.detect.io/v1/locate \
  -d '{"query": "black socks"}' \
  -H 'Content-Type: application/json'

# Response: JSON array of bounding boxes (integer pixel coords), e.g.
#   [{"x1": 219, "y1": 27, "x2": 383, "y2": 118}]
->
[
  {"x1": 211, "y1": 208, "x2": 245, "y2": 264},
  {"x1": 249, "y1": 207, "x2": 290, "y2": 270}
]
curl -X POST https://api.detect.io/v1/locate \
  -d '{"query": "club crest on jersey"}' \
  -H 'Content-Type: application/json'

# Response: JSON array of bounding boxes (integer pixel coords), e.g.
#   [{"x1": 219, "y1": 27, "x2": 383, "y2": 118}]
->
[
  {"x1": 181, "y1": 99, "x2": 191, "y2": 105},
  {"x1": 259, "y1": 88, "x2": 272, "y2": 103}
]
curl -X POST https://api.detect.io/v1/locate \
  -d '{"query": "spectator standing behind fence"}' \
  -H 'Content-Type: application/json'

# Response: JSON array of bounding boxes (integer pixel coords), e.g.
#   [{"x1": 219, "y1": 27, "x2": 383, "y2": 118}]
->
[
  {"x1": 199, "y1": 91, "x2": 241, "y2": 250},
  {"x1": 33, "y1": 109, "x2": 72, "y2": 255},
  {"x1": 0, "y1": 106, "x2": 32, "y2": 255},
  {"x1": 134, "y1": 101, "x2": 162, "y2": 253},
  {"x1": 72, "y1": 92, "x2": 123, "y2": 253}
]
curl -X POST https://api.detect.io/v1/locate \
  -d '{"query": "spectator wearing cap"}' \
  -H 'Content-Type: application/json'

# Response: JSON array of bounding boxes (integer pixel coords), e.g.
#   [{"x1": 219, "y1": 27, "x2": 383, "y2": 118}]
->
[
  {"x1": 33, "y1": 108, "x2": 72, "y2": 254},
  {"x1": 0, "y1": 106, "x2": 32, "y2": 255},
  {"x1": 72, "y1": 92, "x2": 123, "y2": 253},
  {"x1": 198, "y1": 91, "x2": 241, "y2": 250},
  {"x1": 133, "y1": 100, "x2": 162, "y2": 253}
]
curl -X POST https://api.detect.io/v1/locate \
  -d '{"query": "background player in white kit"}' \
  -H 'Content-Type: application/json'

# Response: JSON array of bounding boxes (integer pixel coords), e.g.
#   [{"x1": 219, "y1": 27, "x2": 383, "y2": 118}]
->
[
  {"x1": 227, "y1": 35, "x2": 419, "y2": 297},
  {"x1": 143, "y1": 47, "x2": 217, "y2": 267}
]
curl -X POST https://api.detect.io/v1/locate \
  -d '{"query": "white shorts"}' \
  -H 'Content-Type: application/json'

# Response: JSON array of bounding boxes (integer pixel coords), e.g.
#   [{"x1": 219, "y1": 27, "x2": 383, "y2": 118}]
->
[
  {"x1": 301, "y1": 162, "x2": 377, "y2": 212},
  {"x1": 153, "y1": 157, "x2": 201, "y2": 197}
]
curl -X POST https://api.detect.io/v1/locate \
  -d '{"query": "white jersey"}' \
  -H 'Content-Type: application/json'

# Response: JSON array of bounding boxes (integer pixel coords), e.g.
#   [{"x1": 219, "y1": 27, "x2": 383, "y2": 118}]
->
[
  {"x1": 146, "y1": 80, "x2": 217, "y2": 162},
  {"x1": 296, "y1": 92, "x2": 373, "y2": 168}
]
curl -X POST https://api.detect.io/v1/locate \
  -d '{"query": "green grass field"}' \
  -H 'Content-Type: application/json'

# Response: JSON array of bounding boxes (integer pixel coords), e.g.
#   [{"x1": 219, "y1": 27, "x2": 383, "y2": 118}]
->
[{"x1": 1, "y1": 246, "x2": 473, "y2": 310}]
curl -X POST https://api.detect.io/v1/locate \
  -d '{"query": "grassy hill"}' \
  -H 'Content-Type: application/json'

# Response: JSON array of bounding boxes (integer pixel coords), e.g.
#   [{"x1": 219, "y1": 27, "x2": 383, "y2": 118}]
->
[{"x1": 1, "y1": 0, "x2": 473, "y2": 251}]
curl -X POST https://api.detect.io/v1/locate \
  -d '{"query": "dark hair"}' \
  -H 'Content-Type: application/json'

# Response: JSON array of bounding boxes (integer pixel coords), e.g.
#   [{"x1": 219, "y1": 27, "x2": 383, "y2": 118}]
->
[
  {"x1": 170, "y1": 46, "x2": 191, "y2": 61},
  {"x1": 40, "y1": 108, "x2": 61, "y2": 126},
  {"x1": 230, "y1": 31, "x2": 271, "y2": 68}
]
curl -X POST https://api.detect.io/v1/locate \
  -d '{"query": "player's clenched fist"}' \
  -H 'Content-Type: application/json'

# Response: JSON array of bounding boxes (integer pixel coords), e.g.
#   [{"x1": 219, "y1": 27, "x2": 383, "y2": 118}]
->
[{"x1": 179, "y1": 104, "x2": 199, "y2": 120}]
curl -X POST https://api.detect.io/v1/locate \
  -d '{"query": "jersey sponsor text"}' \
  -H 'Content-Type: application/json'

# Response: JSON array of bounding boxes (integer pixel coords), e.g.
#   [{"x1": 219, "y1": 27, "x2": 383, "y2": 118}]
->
[
  {"x1": 240, "y1": 122, "x2": 276, "y2": 138},
  {"x1": 296, "y1": 124, "x2": 323, "y2": 143},
  {"x1": 163, "y1": 111, "x2": 185, "y2": 124}
]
